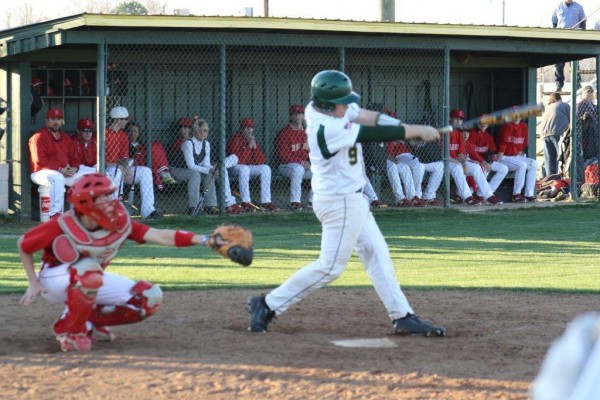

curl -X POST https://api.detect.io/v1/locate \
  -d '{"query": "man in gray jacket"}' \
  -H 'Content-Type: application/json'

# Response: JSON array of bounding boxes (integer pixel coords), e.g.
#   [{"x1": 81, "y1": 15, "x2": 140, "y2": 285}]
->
[{"x1": 540, "y1": 92, "x2": 570, "y2": 177}]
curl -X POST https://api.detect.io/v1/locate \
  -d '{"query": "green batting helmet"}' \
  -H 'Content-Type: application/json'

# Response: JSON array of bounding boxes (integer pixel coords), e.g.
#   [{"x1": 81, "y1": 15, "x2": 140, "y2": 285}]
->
[{"x1": 311, "y1": 70, "x2": 360, "y2": 112}]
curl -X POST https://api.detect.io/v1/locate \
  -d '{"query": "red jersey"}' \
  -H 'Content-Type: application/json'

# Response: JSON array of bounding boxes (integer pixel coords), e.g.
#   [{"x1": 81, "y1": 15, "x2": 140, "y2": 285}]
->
[
  {"x1": 464, "y1": 139, "x2": 484, "y2": 163},
  {"x1": 28, "y1": 127, "x2": 80, "y2": 172},
  {"x1": 386, "y1": 141, "x2": 411, "y2": 157},
  {"x1": 496, "y1": 122, "x2": 529, "y2": 156},
  {"x1": 449, "y1": 130, "x2": 466, "y2": 159},
  {"x1": 19, "y1": 216, "x2": 150, "y2": 268},
  {"x1": 227, "y1": 132, "x2": 266, "y2": 165},
  {"x1": 468, "y1": 129, "x2": 497, "y2": 159},
  {"x1": 71, "y1": 135, "x2": 97, "y2": 167},
  {"x1": 274, "y1": 124, "x2": 309, "y2": 164},
  {"x1": 105, "y1": 128, "x2": 129, "y2": 164}
]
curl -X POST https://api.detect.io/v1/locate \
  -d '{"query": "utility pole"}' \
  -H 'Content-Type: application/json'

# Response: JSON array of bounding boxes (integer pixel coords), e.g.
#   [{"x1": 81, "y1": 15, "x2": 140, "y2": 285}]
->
[
  {"x1": 264, "y1": 0, "x2": 269, "y2": 17},
  {"x1": 379, "y1": 0, "x2": 395, "y2": 22}
]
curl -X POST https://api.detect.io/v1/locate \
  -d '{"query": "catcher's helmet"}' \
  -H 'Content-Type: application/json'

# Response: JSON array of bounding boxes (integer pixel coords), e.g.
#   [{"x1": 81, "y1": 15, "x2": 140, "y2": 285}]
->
[
  {"x1": 67, "y1": 173, "x2": 123, "y2": 231},
  {"x1": 450, "y1": 108, "x2": 465, "y2": 119},
  {"x1": 311, "y1": 70, "x2": 360, "y2": 112}
]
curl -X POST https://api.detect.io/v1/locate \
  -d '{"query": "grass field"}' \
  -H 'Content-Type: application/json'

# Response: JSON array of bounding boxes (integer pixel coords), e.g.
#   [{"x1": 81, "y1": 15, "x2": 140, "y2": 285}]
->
[{"x1": 1, "y1": 204, "x2": 599, "y2": 295}]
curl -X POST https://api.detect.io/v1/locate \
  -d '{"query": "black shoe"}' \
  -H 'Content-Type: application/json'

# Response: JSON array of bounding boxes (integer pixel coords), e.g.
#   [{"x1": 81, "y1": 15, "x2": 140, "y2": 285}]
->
[
  {"x1": 203, "y1": 206, "x2": 219, "y2": 215},
  {"x1": 393, "y1": 313, "x2": 446, "y2": 337},
  {"x1": 246, "y1": 296, "x2": 276, "y2": 333},
  {"x1": 145, "y1": 210, "x2": 162, "y2": 220}
]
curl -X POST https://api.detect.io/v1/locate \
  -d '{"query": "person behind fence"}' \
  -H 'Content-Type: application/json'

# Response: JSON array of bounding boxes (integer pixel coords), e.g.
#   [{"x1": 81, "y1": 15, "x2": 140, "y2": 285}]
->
[
  {"x1": 275, "y1": 104, "x2": 313, "y2": 211},
  {"x1": 496, "y1": 115, "x2": 538, "y2": 203},
  {"x1": 247, "y1": 69, "x2": 446, "y2": 337},
  {"x1": 552, "y1": 0, "x2": 586, "y2": 92},
  {"x1": 540, "y1": 92, "x2": 570, "y2": 178},
  {"x1": 29, "y1": 108, "x2": 96, "y2": 220},
  {"x1": 448, "y1": 109, "x2": 500, "y2": 205},
  {"x1": 385, "y1": 138, "x2": 433, "y2": 207},
  {"x1": 126, "y1": 121, "x2": 177, "y2": 191},
  {"x1": 467, "y1": 118, "x2": 509, "y2": 196},
  {"x1": 71, "y1": 118, "x2": 97, "y2": 169},
  {"x1": 227, "y1": 118, "x2": 277, "y2": 212},
  {"x1": 104, "y1": 106, "x2": 161, "y2": 219},
  {"x1": 576, "y1": 85, "x2": 598, "y2": 163},
  {"x1": 17, "y1": 172, "x2": 222, "y2": 353}
]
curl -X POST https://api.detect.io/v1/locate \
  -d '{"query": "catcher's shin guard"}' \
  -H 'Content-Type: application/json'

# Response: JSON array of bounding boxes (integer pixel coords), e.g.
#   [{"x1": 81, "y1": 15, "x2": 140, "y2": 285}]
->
[
  {"x1": 53, "y1": 258, "x2": 103, "y2": 336},
  {"x1": 88, "y1": 280, "x2": 163, "y2": 327}
]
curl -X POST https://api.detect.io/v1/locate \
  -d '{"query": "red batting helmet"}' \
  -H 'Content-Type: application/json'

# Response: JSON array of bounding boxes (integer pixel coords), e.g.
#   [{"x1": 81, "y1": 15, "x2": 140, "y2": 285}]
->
[
  {"x1": 67, "y1": 173, "x2": 125, "y2": 231},
  {"x1": 289, "y1": 105, "x2": 304, "y2": 114},
  {"x1": 46, "y1": 108, "x2": 64, "y2": 119},
  {"x1": 450, "y1": 109, "x2": 465, "y2": 119},
  {"x1": 240, "y1": 118, "x2": 255, "y2": 128},
  {"x1": 77, "y1": 118, "x2": 94, "y2": 130}
]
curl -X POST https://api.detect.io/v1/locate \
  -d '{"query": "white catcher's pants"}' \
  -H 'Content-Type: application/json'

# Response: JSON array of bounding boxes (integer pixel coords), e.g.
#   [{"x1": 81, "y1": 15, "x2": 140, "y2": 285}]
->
[
  {"x1": 278, "y1": 163, "x2": 313, "y2": 204},
  {"x1": 230, "y1": 164, "x2": 272, "y2": 203},
  {"x1": 106, "y1": 164, "x2": 156, "y2": 218},
  {"x1": 31, "y1": 166, "x2": 97, "y2": 217},
  {"x1": 499, "y1": 155, "x2": 538, "y2": 197},
  {"x1": 265, "y1": 191, "x2": 414, "y2": 321}
]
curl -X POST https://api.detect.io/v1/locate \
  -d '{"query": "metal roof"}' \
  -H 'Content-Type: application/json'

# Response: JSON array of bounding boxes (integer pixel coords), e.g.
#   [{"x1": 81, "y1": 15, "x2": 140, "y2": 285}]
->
[{"x1": 1, "y1": 13, "x2": 599, "y2": 64}]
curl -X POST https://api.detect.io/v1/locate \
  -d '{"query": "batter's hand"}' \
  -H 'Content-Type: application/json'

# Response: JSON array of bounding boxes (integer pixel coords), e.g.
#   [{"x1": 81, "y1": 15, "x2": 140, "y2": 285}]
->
[
  {"x1": 418, "y1": 126, "x2": 440, "y2": 142},
  {"x1": 20, "y1": 280, "x2": 46, "y2": 306}
]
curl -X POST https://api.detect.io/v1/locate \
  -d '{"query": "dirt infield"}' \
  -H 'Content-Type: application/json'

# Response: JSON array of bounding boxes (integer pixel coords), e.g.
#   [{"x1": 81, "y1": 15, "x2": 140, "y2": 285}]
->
[{"x1": 1, "y1": 289, "x2": 597, "y2": 399}]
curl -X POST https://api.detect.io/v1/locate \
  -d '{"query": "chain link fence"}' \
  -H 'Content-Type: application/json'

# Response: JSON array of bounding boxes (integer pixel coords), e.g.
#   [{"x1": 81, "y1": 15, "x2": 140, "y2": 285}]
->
[{"x1": 103, "y1": 40, "x2": 448, "y2": 216}]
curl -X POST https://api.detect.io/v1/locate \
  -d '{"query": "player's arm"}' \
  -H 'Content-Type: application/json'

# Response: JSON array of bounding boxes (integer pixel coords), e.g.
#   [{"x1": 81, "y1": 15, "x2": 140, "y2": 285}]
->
[
  {"x1": 142, "y1": 227, "x2": 206, "y2": 247},
  {"x1": 17, "y1": 235, "x2": 47, "y2": 306}
]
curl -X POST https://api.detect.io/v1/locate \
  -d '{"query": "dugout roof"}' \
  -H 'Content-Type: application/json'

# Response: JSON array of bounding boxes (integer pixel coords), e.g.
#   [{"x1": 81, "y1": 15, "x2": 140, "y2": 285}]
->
[{"x1": 1, "y1": 13, "x2": 600, "y2": 66}]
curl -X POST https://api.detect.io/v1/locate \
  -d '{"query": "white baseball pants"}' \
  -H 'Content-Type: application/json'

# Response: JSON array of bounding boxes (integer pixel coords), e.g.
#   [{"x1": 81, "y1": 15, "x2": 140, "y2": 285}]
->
[
  {"x1": 230, "y1": 164, "x2": 272, "y2": 203},
  {"x1": 394, "y1": 154, "x2": 444, "y2": 200},
  {"x1": 278, "y1": 163, "x2": 313, "y2": 203},
  {"x1": 499, "y1": 155, "x2": 538, "y2": 196},
  {"x1": 465, "y1": 161, "x2": 493, "y2": 199},
  {"x1": 265, "y1": 191, "x2": 414, "y2": 321},
  {"x1": 486, "y1": 161, "x2": 509, "y2": 193},
  {"x1": 31, "y1": 166, "x2": 97, "y2": 217},
  {"x1": 448, "y1": 162, "x2": 474, "y2": 200},
  {"x1": 386, "y1": 159, "x2": 416, "y2": 200},
  {"x1": 106, "y1": 165, "x2": 156, "y2": 218}
]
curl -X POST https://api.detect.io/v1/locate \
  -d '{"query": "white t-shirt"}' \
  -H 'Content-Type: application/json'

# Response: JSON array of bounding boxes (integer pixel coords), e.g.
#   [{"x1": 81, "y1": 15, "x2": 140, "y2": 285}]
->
[{"x1": 305, "y1": 101, "x2": 367, "y2": 195}]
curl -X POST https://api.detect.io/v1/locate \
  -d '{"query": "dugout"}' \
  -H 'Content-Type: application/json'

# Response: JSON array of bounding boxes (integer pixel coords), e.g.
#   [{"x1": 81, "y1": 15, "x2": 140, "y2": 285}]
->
[{"x1": 1, "y1": 14, "x2": 600, "y2": 220}]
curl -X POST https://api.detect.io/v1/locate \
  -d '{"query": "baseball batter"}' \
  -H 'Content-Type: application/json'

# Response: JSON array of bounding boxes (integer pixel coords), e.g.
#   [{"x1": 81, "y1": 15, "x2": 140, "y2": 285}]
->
[
  {"x1": 247, "y1": 70, "x2": 446, "y2": 336},
  {"x1": 18, "y1": 173, "x2": 249, "y2": 352}
]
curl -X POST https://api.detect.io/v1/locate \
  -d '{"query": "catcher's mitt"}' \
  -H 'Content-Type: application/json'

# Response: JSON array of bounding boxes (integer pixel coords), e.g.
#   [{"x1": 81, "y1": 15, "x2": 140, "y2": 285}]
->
[{"x1": 208, "y1": 224, "x2": 253, "y2": 266}]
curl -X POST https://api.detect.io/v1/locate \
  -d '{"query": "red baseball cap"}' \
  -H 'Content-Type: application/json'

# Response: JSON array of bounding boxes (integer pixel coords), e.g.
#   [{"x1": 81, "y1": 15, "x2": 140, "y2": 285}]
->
[
  {"x1": 240, "y1": 118, "x2": 255, "y2": 128},
  {"x1": 31, "y1": 77, "x2": 44, "y2": 87},
  {"x1": 77, "y1": 118, "x2": 94, "y2": 130},
  {"x1": 289, "y1": 104, "x2": 304, "y2": 114},
  {"x1": 46, "y1": 108, "x2": 64, "y2": 119},
  {"x1": 178, "y1": 117, "x2": 193, "y2": 127}
]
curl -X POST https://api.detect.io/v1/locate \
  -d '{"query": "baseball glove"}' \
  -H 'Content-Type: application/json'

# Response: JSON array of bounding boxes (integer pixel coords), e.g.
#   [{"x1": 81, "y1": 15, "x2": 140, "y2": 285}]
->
[{"x1": 208, "y1": 224, "x2": 253, "y2": 266}]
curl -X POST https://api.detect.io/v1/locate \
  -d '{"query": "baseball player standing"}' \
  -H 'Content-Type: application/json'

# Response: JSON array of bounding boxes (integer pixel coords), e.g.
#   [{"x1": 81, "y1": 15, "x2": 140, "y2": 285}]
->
[{"x1": 247, "y1": 70, "x2": 446, "y2": 336}]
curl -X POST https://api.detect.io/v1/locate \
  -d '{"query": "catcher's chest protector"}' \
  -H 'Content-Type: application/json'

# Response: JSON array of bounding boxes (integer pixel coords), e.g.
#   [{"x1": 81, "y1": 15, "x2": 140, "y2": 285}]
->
[{"x1": 54, "y1": 211, "x2": 132, "y2": 267}]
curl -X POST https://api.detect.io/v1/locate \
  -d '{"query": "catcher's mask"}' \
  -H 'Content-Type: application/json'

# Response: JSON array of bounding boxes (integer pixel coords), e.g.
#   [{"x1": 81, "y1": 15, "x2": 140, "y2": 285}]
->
[
  {"x1": 311, "y1": 70, "x2": 360, "y2": 113},
  {"x1": 67, "y1": 173, "x2": 121, "y2": 230}
]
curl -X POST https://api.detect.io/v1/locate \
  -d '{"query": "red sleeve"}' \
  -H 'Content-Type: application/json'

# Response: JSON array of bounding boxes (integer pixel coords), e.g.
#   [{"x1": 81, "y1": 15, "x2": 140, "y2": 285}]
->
[
  {"x1": 28, "y1": 133, "x2": 46, "y2": 172},
  {"x1": 253, "y1": 146, "x2": 266, "y2": 165},
  {"x1": 466, "y1": 141, "x2": 484, "y2": 163},
  {"x1": 275, "y1": 129, "x2": 292, "y2": 164},
  {"x1": 129, "y1": 221, "x2": 151, "y2": 243},
  {"x1": 151, "y1": 142, "x2": 169, "y2": 169},
  {"x1": 485, "y1": 133, "x2": 497, "y2": 153},
  {"x1": 497, "y1": 125, "x2": 508, "y2": 153},
  {"x1": 19, "y1": 219, "x2": 63, "y2": 254},
  {"x1": 67, "y1": 136, "x2": 81, "y2": 167}
]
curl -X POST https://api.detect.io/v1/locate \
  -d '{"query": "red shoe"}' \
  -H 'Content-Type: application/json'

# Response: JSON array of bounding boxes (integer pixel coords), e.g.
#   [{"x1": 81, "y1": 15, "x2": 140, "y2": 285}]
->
[
  {"x1": 260, "y1": 202, "x2": 278, "y2": 211},
  {"x1": 227, "y1": 204, "x2": 245, "y2": 214},
  {"x1": 241, "y1": 202, "x2": 258, "y2": 212},
  {"x1": 370, "y1": 200, "x2": 381, "y2": 207},
  {"x1": 411, "y1": 197, "x2": 427, "y2": 207},
  {"x1": 524, "y1": 196, "x2": 536, "y2": 202},
  {"x1": 486, "y1": 195, "x2": 503, "y2": 205},
  {"x1": 395, "y1": 199, "x2": 413, "y2": 207},
  {"x1": 512, "y1": 194, "x2": 527, "y2": 203},
  {"x1": 425, "y1": 198, "x2": 443, "y2": 206},
  {"x1": 464, "y1": 196, "x2": 481, "y2": 205},
  {"x1": 57, "y1": 333, "x2": 92, "y2": 352},
  {"x1": 291, "y1": 202, "x2": 303, "y2": 210},
  {"x1": 472, "y1": 194, "x2": 484, "y2": 202}
]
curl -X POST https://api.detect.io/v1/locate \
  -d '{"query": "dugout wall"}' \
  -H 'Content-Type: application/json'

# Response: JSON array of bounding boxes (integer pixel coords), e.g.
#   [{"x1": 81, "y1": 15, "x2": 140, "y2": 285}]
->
[{"x1": 1, "y1": 14, "x2": 599, "y2": 220}]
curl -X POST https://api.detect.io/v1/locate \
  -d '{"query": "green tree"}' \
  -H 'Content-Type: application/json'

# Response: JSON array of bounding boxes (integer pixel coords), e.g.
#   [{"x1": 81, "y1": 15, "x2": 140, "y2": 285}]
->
[{"x1": 112, "y1": 1, "x2": 148, "y2": 15}]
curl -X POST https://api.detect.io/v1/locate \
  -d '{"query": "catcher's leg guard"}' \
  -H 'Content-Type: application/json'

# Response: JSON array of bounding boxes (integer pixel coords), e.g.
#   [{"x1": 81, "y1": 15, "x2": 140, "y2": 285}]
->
[
  {"x1": 53, "y1": 258, "x2": 103, "y2": 336},
  {"x1": 88, "y1": 280, "x2": 163, "y2": 327}
]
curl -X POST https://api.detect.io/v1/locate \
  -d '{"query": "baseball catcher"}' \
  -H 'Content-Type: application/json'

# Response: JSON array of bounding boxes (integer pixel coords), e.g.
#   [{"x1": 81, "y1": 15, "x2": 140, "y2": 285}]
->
[{"x1": 17, "y1": 173, "x2": 253, "y2": 353}]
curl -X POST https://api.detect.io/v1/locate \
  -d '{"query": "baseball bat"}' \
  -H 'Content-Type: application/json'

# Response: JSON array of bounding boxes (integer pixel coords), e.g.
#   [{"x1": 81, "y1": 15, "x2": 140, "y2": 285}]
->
[{"x1": 438, "y1": 103, "x2": 543, "y2": 133}]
